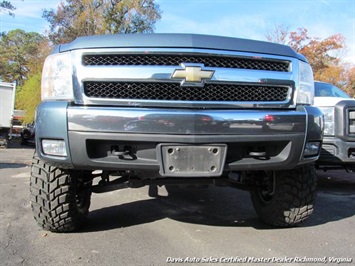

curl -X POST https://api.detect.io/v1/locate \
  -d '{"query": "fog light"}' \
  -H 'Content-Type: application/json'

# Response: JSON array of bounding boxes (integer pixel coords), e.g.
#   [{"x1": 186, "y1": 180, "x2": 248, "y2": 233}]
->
[
  {"x1": 42, "y1": 139, "x2": 67, "y2": 157},
  {"x1": 304, "y1": 141, "x2": 321, "y2": 157}
]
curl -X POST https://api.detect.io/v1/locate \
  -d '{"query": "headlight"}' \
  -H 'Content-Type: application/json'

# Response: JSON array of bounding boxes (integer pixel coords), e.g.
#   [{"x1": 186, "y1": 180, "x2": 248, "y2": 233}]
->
[
  {"x1": 297, "y1": 61, "x2": 314, "y2": 105},
  {"x1": 318, "y1": 107, "x2": 335, "y2": 136},
  {"x1": 41, "y1": 52, "x2": 73, "y2": 101}
]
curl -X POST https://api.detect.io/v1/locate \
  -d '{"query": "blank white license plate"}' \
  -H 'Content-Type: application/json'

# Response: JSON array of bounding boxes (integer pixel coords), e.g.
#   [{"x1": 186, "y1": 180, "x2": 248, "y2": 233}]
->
[{"x1": 158, "y1": 144, "x2": 227, "y2": 177}]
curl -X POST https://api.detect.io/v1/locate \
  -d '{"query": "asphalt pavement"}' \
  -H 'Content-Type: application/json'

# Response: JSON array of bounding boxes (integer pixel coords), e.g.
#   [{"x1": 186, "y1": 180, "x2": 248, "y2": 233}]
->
[{"x1": 0, "y1": 143, "x2": 354, "y2": 266}]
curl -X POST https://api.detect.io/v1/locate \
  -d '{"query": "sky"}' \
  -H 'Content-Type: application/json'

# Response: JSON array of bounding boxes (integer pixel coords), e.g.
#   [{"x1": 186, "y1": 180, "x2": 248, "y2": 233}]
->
[{"x1": 0, "y1": 0, "x2": 354, "y2": 64}]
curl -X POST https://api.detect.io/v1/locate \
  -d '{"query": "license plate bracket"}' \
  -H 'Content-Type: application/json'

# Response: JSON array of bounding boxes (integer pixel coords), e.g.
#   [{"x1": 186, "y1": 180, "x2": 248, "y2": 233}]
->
[{"x1": 158, "y1": 144, "x2": 227, "y2": 177}]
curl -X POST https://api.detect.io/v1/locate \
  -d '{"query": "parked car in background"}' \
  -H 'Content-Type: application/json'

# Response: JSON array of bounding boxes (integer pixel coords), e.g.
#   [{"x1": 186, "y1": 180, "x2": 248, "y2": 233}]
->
[
  {"x1": 314, "y1": 81, "x2": 355, "y2": 171},
  {"x1": 20, "y1": 123, "x2": 35, "y2": 146},
  {"x1": 11, "y1": 110, "x2": 26, "y2": 138}
]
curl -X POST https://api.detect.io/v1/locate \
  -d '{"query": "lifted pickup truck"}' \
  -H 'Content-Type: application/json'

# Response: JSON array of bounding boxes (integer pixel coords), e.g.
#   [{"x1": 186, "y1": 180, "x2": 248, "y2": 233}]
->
[
  {"x1": 31, "y1": 34, "x2": 323, "y2": 232},
  {"x1": 314, "y1": 81, "x2": 355, "y2": 171}
]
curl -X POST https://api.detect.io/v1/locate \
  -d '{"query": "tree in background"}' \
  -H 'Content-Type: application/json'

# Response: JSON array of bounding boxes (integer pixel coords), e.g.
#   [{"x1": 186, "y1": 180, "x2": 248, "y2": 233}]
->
[
  {"x1": 344, "y1": 66, "x2": 355, "y2": 97},
  {"x1": 288, "y1": 28, "x2": 345, "y2": 84},
  {"x1": 266, "y1": 25, "x2": 354, "y2": 97},
  {"x1": 43, "y1": 0, "x2": 162, "y2": 45},
  {"x1": 0, "y1": 0, "x2": 15, "y2": 17},
  {"x1": 265, "y1": 24, "x2": 289, "y2": 45},
  {"x1": 15, "y1": 73, "x2": 42, "y2": 123},
  {"x1": 15, "y1": 39, "x2": 52, "y2": 123},
  {"x1": 0, "y1": 29, "x2": 47, "y2": 86},
  {"x1": 0, "y1": 29, "x2": 51, "y2": 123}
]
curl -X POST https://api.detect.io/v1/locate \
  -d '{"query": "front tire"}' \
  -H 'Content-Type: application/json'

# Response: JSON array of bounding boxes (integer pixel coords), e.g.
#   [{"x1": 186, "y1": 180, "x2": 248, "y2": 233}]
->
[
  {"x1": 250, "y1": 164, "x2": 317, "y2": 227},
  {"x1": 30, "y1": 154, "x2": 92, "y2": 232}
]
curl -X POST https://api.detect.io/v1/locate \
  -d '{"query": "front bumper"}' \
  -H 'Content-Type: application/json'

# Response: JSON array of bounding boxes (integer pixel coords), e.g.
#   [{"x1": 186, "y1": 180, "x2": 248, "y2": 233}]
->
[
  {"x1": 35, "y1": 102, "x2": 323, "y2": 173},
  {"x1": 317, "y1": 137, "x2": 355, "y2": 166},
  {"x1": 316, "y1": 100, "x2": 355, "y2": 169}
]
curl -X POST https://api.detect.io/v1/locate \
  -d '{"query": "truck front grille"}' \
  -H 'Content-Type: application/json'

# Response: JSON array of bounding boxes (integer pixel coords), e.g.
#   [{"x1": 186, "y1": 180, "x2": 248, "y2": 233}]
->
[
  {"x1": 84, "y1": 82, "x2": 290, "y2": 102},
  {"x1": 82, "y1": 54, "x2": 290, "y2": 72},
  {"x1": 349, "y1": 110, "x2": 355, "y2": 135}
]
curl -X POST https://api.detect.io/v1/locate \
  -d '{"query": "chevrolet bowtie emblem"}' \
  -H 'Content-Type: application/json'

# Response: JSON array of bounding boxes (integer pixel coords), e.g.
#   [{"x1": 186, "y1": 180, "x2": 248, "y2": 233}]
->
[{"x1": 171, "y1": 64, "x2": 214, "y2": 86}]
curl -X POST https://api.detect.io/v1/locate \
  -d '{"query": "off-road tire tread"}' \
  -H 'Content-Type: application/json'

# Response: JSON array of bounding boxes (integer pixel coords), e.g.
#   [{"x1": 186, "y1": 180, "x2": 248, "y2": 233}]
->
[
  {"x1": 251, "y1": 164, "x2": 317, "y2": 227},
  {"x1": 30, "y1": 154, "x2": 90, "y2": 232}
]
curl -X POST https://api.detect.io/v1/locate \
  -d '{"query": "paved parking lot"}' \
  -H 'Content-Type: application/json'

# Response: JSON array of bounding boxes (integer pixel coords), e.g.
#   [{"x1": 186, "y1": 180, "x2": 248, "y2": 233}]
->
[{"x1": 0, "y1": 144, "x2": 354, "y2": 265}]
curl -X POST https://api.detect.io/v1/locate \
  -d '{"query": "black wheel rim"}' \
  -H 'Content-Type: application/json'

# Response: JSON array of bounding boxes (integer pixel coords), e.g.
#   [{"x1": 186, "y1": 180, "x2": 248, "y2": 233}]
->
[{"x1": 257, "y1": 171, "x2": 276, "y2": 204}]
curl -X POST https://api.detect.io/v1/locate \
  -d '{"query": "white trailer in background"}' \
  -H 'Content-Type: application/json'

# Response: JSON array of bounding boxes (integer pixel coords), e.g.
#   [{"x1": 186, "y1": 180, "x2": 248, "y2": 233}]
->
[{"x1": 0, "y1": 82, "x2": 16, "y2": 147}]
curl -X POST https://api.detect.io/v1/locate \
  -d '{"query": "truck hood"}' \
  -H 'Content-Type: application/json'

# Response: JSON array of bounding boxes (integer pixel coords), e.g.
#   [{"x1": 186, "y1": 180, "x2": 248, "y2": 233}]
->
[
  {"x1": 56, "y1": 33, "x2": 306, "y2": 61},
  {"x1": 314, "y1": 96, "x2": 355, "y2": 107}
]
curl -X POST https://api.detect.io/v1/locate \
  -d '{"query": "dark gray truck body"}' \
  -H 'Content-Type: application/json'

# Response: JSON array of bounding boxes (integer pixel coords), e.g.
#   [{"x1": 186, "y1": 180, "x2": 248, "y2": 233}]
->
[
  {"x1": 36, "y1": 34, "x2": 322, "y2": 172},
  {"x1": 32, "y1": 34, "x2": 323, "y2": 231}
]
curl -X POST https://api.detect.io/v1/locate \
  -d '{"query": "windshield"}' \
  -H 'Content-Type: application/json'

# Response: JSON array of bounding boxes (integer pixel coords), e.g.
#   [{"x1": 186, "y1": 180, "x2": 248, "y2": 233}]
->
[{"x1": 315, "y1": 82, "x2": 351, "y2": 98}]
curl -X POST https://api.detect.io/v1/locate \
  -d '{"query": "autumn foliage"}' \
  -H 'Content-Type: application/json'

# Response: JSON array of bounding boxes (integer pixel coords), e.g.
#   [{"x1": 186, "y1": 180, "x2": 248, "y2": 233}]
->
[
  {"x1": 267, "y1": 26, "x2": 354, "y2": 97},
  {"x1": 43, "y1": 0, "x2": 162, "y2": 45},
  {"x1": 1, "y1": 7, "x2": 354, "y2": 123}
]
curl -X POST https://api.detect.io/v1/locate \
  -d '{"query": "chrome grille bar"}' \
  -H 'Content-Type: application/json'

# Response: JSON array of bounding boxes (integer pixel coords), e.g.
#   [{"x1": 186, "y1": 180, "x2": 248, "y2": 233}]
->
[
  {"x1": 84, "y1": 81, "x2": 291, "y2": 102},
  {"x1": 82, "y1": 54, "x2": 290, "y2": 72}
]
